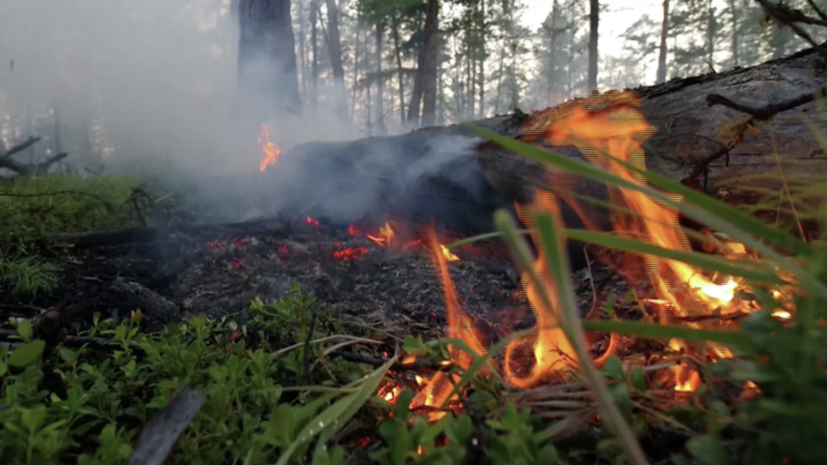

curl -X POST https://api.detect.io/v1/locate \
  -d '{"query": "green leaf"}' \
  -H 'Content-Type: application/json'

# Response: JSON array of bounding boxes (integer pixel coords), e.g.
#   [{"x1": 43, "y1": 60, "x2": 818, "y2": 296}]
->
[
  {"x1": 276, "y1": 356, "x2": 397, "y2": 465},
  {"x1": 603, "y1": 355, "x2": 625, "y2": 381},
  {"x1": 0, "y1": 361, "x2": 6, "y2": 376},
  {"x1": 8, "y1": 340, "x2": 45, "y2": 368},
  {"x1": 402, "y1": 335, "x2": 429, "y2": 356},
  {"x1": 16, "y1": 319, "x2": 33, "y2": 341},
  {"x1": 581, "y1": 320, "x2": 755, "y2": 349}
]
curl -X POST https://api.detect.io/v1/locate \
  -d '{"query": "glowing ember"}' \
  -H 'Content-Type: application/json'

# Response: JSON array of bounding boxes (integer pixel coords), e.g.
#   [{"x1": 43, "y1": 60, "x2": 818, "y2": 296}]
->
[
  {"x1": 332, "y1": 247, "x2": 368, "y2": 262},
  {"x1": 258, "y1": 124, "x2": 282, "y2": 172},
  {"x1": 305, "y1": 216, "x2": 320, "y2": 226}
]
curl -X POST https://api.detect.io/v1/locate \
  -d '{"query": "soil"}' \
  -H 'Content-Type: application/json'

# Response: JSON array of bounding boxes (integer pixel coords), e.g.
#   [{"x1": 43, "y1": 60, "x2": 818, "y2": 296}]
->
[{"x1": 0, "y1": 217, "x2": 641, "y2": 345}]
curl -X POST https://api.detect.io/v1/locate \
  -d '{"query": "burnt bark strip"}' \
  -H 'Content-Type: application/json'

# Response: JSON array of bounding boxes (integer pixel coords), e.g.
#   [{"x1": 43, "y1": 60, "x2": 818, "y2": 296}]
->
[{"x1": 237, "y1": 0, "x2": 302, "y2": 115}]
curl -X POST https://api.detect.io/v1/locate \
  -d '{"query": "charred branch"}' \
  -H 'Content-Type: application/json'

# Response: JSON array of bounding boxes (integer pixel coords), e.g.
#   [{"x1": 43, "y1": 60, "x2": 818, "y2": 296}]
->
[
  {"x1": 0, "y1": 136, "x2": 67, "y2": 176},
  {"x1": 683, "y1": 88, "x2": 827, "y2": 186},
  {"x1": 110, "y1": 277, "x2": 181, "y2": 325}
]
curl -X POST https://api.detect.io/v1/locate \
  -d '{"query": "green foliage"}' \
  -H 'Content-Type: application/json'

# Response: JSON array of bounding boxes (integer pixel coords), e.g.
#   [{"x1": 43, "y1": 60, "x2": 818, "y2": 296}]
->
[
  {"x1": 0, "y1": 174, "x2": 148, "y2": 240},
  {"x1": 0, "y1": 254, "x2": 55, "y2": 295}
]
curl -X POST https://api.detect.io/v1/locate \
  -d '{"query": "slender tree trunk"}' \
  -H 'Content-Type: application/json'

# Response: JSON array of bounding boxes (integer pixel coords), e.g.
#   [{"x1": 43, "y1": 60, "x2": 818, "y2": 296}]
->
[
  {"x1": 478, "y1": 0, "x2": 486, "y2": 119},
  {"x1": 310, "y1": 0, "x2": 319, "y2": 108},
  {"x1": 324, "y1": 0, "x2": 348, "y2": 123},
  {"x1": 420, "y1": 0, "x2": 440, "y2": 126},
  {"x1": 494, "y1": 47, "x2": 506, "y2": 114},
  {"x1": 706, "y1": 0, "x2": 716, "y2": 67},
  {"x1": 407, "y1": 33, "x2": 426, "y2": 126},
  {"x1": 237, "y1": 0, "x2": 302, "y2": 115},
  {"x1": 391, "y1": 15, "x2": 406, "y2": 125},
  {"x1": 728, "y1": 0, "x2": 739, "y2": 67},
  {"x1": 656, "y1": 0, "x2": 669, "y2": 84},
  {"x1": 546, "y1": 0, "x2": 558, "y2": 103},
  {"x1": 351, "y1": 28, "x2": 363, "y2": 121},
  {"x1": 587, "y1": 0, "x2": 599, "y2": 91},
  {"x1": 298, "y1": 0, "x2": 307, "y2": 99},
  {"x1": 375, "y1": 22, "x2": 386, "y2": 134}
]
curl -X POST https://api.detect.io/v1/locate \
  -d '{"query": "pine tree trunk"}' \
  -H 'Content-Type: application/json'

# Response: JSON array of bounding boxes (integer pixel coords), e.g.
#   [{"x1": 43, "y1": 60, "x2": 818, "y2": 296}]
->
[
  {"x1": 546, "y1": 0, "x2": 558, "y2": 103},
  {"x1": 391, "y1": 16, "x2": 407, "y2": 125},
  {"x1": 478, "y1": 0, "x2": 486, "y2": 119},
  {"x1": 656, "y1": 0, "x2": 669, "y2": 84},
  {"x1": 324, "y1": 0, "x2": 348, "y2": 124},
  {"x1": 375, "y1": 22, "x2": 386, "y2": 135},
  {"x1": 298, "y1": 0, "x2": 307, "y2": 99},
  {"x1": 420, "y1": 0, "x2": 440, "y2": 127},
  {"x1": 310, "y1": 0, "x2": 319, "y2": 108},
  {"x1": 587, "y1": 0, "x2": 599, "y2": 91},
  {"x1": 237, "y1": 0, "x2": 302, "y2": 115},
  {"x1": 728, "y1": 0, "x2": 739, "y2": 67}
]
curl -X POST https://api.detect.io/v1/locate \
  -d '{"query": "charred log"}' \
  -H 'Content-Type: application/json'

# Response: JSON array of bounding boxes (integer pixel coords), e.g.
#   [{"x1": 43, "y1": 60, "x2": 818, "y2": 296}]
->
[{"x1": 262, "y1": 43, "x2": 827, "y2": 260}]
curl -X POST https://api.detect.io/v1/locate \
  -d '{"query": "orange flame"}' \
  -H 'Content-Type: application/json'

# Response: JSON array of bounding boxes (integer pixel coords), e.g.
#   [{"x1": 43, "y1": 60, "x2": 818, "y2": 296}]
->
[
  {"x1": 418, "y1": 91, "x2": 763, "y2": 395},
  {"x1": 258, "y1": 124, "x2": 282, "y2": 172}
]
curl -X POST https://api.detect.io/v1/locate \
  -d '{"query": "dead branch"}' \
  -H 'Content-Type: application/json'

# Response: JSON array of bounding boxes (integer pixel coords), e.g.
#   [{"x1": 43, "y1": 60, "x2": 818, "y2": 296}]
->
[
  {"x1": 0, "y1": 136, "x2": 67, "y2": 176},
  {"x1": 0, "y1": 152, "x2": 67, "y2": 176},
  {"x1": 128, "y1": 387, "x2": 204, "y2": 465},
  {"x1": 684, "y1": 88, "x2": 826, "y2": 186},
  {"x1": 755, "y1": 0, "x2": 827, "y2": 52},
  {"x1": 2, "y1": 136, "x2": 41, "y2": 158},
  {"x1": 110, "y1": 277, "x2": 181, "y2": 325}
]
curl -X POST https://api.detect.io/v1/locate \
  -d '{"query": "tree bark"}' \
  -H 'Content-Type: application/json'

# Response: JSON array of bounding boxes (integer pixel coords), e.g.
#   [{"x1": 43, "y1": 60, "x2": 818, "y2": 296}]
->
[
  {"x1": 420, "y1": 0, "x2": 440, "y2": 127},
  {"x1": 656, "y1": 0, "x2": 669, "y2": 84},
  {"x1": 391, "y1": 15, "x2": 407, "y2": 125},
  {"x1": 375, "y1": 21, "x2": 386, "y2": 134},
  {"x1": 310, "y1": 0, "x2": 319, "y2": 107},
  {"x1": 728, "y1": 0, "x2": 739, "y2": 67},
  {"x1": 324, "y1": 0, "x2": 349, "y2": 124},
  {"x1": 587, "y1": 0, "x2": 599, "y2": 91},
  {"x1": 237, "y1": 0, "x2": 302, "y2": 115},
  {"x1": 266, "y1": 45, "x2": 827, "y2": 241}
]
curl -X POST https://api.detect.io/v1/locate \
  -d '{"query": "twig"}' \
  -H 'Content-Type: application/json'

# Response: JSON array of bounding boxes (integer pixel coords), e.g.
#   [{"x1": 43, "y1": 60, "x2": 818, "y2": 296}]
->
[
  {"x1": 755, "y1": 0, "x2": 827, "y2": 50},
  {"x1": 684, "y1": 88, "x2": 825, "y2": 186},
  {"x1": 128, "y1": 387, "x2": 204, "y2": 465},
  {"x1": 330, "y1": 351, "x2": 449, "y2": 372},
  {"x1": 303, "y1": 310, "x2": 318, "y2": 384}
]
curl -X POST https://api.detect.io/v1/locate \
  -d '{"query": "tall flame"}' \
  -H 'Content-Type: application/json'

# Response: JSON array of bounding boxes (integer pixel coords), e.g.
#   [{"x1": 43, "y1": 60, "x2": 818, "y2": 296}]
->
[
  {"x1": 419, "y1": 91, "x2": 748, "y2": 396},
  {"x1": 258, "y1": 124, "x2": 281, "y2": 172}
]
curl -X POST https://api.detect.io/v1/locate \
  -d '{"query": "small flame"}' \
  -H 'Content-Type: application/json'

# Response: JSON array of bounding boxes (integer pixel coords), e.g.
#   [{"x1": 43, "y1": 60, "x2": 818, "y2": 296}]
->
[
  {"x1": 332, "y1": 247, "x2": 368, "y2": 262},
  {"x1": 440, "y1": 244, "x2": 460, "y2": 262},
  {"x1": 366, "y1": 223, "x2": 395, "y2": 247},
  {"x1": 258, "y1": 124, "x2": 282, "y2": 172},
  {"x1": 305, "y1": 216, "x2": 320, "y2": 226}
]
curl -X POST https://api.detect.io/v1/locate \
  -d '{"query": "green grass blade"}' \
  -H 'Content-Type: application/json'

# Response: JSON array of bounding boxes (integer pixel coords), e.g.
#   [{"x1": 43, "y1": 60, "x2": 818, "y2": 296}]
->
[
  {"x1": 526, "y1": 209, "x2": 650, "y2": 465},
  {"x1": 581, "y1": 320, "x2": 756, "y2": 349},
  {"x1": 564, "y1": 229, "x2": 781, "y2": 283}
]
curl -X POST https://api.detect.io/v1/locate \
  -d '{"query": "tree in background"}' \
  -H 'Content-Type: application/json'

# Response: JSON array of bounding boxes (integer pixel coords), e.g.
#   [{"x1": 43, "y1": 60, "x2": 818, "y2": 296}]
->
[{"x1": 237, "y1": 0, "x2": 302, "y2": 115}]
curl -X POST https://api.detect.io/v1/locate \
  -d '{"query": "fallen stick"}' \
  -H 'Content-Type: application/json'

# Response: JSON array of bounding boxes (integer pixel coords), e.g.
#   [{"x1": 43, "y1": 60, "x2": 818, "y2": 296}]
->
[
  {"x1": 128, "y1": 387, "x2": 204, "y2": 465},
  {"x1": 110, "y1": 277, "x2": 181, "y2": 325}
]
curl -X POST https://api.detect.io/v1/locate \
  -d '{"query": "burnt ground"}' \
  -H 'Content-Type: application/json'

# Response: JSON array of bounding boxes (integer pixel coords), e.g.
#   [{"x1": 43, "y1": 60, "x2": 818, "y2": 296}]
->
[{"x1": 0, "y1": 217, "x2": 638, "y2": 347}]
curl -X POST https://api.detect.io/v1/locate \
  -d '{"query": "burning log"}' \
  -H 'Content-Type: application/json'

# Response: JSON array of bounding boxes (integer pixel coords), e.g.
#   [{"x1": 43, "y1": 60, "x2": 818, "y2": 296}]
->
[{"x1": 264, "y1": 44, "x2": 827, "y2": 259}]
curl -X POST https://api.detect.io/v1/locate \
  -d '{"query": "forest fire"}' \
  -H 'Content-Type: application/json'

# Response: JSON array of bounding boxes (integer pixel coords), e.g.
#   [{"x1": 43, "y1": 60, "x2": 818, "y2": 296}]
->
[{"x1": 378, "y1": 91, "x2": 795, "y2": 417}]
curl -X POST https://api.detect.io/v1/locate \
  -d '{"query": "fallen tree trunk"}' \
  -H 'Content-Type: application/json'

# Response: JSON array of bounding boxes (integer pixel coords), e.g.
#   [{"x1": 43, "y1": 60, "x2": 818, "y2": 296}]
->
[
  {"x1": 1, "y1": 136, "x2": 68, "y2": 175},
  {"x1": 262, "y1": 44, "x2": 827, "y2": 249}
]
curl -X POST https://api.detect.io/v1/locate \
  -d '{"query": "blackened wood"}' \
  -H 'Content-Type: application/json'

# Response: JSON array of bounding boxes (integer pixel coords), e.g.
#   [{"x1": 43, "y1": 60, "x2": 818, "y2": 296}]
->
[{"x1": 128, "y1": 387, "x2": 204, "y2": 465}]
